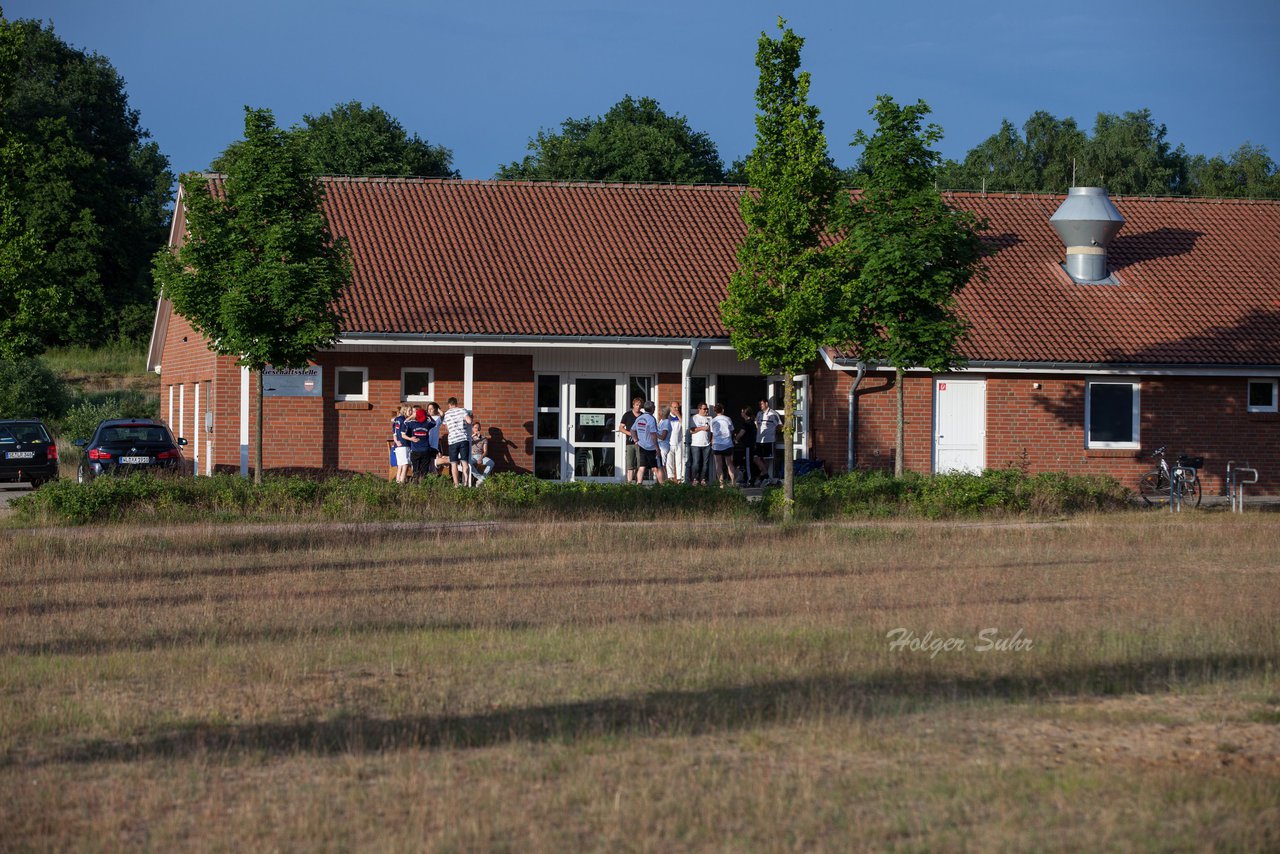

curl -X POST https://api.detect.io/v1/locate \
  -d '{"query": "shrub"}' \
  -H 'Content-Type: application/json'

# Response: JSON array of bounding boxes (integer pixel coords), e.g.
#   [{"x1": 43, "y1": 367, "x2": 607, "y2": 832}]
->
[
  {"x1": 9, "y1": 469, "x2": 1131, "y2": 527},
  {"x1": 0, "y1": 357, "x2": 70, "y2": 420}
]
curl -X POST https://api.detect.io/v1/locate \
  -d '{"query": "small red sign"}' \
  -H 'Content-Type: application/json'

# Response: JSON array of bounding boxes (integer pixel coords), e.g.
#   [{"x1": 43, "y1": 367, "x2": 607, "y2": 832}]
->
[{"x1": 939, "y1": 383, "x2": 947, "y2": 391}]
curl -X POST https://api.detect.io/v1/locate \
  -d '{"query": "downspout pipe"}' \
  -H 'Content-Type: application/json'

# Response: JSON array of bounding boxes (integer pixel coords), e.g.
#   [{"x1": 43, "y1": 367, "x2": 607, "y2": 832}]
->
[
  {"x1": 682, "y1": 338, "x2": 703, "y2": 484},
  {"x1": 846, "y1": 361, "x2": 866, "y2": 473}
]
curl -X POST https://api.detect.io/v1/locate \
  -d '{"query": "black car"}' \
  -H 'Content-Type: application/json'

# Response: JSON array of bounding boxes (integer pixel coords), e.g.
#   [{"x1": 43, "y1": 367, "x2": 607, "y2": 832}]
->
[
  {"x1": 74, "y1": 418, "x2": 187, "y2": 482},
  {"x1": 0, "y1": 419, "x2": 60, "y2": 488}
]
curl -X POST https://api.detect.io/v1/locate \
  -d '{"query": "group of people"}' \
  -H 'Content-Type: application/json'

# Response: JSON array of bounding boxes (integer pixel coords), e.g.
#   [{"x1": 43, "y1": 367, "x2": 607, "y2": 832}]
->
[
  {"x1": 618, "y1": 396, "x2": 782, "y2": 488},
  {"x1": 389, "y1": 397, "x2": 495, "y2": 486}
]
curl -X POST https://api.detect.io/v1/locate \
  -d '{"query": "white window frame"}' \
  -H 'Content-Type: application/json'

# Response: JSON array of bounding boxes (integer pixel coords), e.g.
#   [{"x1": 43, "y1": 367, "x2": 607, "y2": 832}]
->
[
  {"x1": 1247, "y1": 379, "x2": 1278, "y2": 413},
  {"x1": 534, "y1": 373, "x2": 565, "y2": 480},
  {"x1": 1085, "y1": 381, "x2": 1141, "y2": 449},
  {"x1": 335, "y1": 366, "x2": 369, "y2": 402},
  {"x1": 400, "y1": 368, "x2": 435, "y2": 403}
]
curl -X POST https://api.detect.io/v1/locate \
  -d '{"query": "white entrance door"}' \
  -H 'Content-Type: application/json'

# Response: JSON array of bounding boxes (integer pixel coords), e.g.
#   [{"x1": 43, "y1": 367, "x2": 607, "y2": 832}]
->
[
  {"x1": 934, "y1": 379, "x2": 986, "y2": 473},
  {"x1": 570, "y1": 375, "x2": 624, "y2": 481}
]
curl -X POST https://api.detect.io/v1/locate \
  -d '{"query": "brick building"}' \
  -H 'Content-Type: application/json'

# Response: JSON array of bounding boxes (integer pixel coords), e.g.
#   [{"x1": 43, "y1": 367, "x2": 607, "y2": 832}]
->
[{"x1": 147, "y1": 178, "x2": 1280, "y2": 494}]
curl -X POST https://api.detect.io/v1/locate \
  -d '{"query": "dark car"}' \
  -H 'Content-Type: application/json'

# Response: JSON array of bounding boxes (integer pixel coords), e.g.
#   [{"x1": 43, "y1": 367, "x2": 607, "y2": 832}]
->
[
  {"x1": 0, "y1": 419, "x2": 60, "y2": 488},
  {"x1": 74, "y1": 418, "x2": 187, "y2": 482}
]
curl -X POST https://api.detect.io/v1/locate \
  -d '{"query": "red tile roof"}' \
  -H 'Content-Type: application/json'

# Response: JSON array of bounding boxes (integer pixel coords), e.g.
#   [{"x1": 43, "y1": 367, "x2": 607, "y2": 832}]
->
[{"x1": 209, "y1": 178, "x2": 1280, "y2": 366}]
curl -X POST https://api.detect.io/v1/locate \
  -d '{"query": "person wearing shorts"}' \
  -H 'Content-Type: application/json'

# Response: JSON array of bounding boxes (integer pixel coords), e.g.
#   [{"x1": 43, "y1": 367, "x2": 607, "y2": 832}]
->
[
  {"x1": 442, "y1": 397, "x2": 473, "y2": 486},
  {"x1": 754, "y1": 398, "x2": 781, "y2": 485},
  {"x1": 710, "y1": 402, "x2": 736, "y2": 487},
  {"x1": 632, "y1": 400, "x2": 664, "y2": 484},
  {"x1": 616, "y1": 397, "x2": 642, "y2": 483}
]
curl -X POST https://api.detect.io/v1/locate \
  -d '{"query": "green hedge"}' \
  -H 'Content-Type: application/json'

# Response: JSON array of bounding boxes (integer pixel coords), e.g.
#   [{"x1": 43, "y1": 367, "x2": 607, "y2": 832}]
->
[{"x1": 11, "y1": 469, "x2": 1131, "y2": 526}]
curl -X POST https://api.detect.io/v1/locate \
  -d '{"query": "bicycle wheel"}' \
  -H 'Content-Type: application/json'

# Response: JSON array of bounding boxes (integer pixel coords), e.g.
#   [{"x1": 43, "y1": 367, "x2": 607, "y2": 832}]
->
[
  {"x1": 1182, "y1": 475, "x2": 1203, "y2": 508},
  {"x1": 1138, "y1": 470, "x2": 1171, "y2": 506}
]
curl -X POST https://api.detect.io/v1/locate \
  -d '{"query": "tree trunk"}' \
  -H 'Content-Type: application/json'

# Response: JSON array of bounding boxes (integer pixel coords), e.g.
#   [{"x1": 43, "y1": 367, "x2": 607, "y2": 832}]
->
[
  {"x1": 782, "y1": 373, "x2": 795, "y2": 520},
  {"x1": 254, "y1": 367, "x2": 264, "y2": 485},
  {"x1": 894, "y1": 366, "x2": 905, "y2": 478}
]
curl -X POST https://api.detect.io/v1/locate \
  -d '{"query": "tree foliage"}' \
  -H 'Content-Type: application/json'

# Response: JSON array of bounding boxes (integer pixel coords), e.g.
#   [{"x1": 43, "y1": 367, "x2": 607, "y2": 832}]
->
[
  {"x1": 934, "y1": 108, "x2": 1279, "y2": 198},
  {"x1": 497, "y1": 95, "x2": 725, "y2": 183},
  {"x1": 155, "y1": 107, "x2": 352, "y2": 482},
  {"x1": 212, "y1": 100, "x2": 456, "y2": 178},
  {"x1": 721, "y1": 21, "x2": 847, "y2": 510},
  {"x1": 0, "y1": 356, "x2": 70, "y2": 420},
  {"x1": 839, "y1": 96, "x2": 986, "y2": 476},
  {"x1": 0, "y1": 14, "x2": 173, "y2": 352}
]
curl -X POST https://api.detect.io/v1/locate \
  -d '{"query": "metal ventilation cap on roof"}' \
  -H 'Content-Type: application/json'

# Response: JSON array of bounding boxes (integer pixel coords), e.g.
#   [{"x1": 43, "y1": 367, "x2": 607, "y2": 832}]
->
[{"x1": 1050, "y1": 187, "x2": 1125, "y2": 283}]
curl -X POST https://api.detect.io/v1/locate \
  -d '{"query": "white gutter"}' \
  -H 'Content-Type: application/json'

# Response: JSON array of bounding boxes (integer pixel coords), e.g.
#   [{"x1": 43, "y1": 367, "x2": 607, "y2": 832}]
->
[
  {"x1": 337, "y1": 333, "x2": 735, "y2": 351},
  {"x1": 825, "y1": 356, "x2": 1280, "y2": 378}
]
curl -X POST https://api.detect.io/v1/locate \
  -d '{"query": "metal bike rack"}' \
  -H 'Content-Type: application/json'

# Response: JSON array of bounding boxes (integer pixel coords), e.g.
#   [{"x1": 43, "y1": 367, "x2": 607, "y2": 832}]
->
[
  {"x1": 1226, "y1": 461, "x2": 1259, "y2": 513},
  {"x1": 1170, "y1": 465, "x2": 1195, "y2": 512}
]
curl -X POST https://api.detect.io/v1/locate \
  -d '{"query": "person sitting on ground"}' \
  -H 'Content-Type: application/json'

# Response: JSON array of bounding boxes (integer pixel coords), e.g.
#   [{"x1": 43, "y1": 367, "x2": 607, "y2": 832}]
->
[{"x1": 469, "y1": 421, "x2": 494, "y2": 485}]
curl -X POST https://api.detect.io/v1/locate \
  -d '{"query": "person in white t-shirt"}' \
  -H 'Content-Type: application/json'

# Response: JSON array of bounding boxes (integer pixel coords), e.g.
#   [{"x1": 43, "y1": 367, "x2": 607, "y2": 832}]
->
[
  {"x1": 689, "y1": 403, "x2": 712, "y2": 486},
  {"x1": 632, "y1": 400, "x2": 664, "y2": 484},
  {"x1": 754, "y1": 398, "x2": 782, "y2": 486},
  {"x1": 442, "y1": 397, "x2": 473, "y2": 486},
  {"x1": 660, "y1": 403, "x2": 682, "y2": 482},
  {"x1": 710, "y1": 402, "x2": 736, "y2": 487}
]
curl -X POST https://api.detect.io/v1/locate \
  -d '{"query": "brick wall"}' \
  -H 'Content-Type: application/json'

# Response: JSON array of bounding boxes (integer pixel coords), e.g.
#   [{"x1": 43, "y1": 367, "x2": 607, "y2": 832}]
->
[
  {"x1": 159, "y1": 337, "x2": 537, "y2": 477},
  {"x1": 811, "y1": 366, "x2": 1279, "y2": 494}
]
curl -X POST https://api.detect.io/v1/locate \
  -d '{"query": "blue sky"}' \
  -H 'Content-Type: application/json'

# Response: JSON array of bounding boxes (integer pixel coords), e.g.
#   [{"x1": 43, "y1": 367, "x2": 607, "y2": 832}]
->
[{"x1": 10, "y1": 0, "x2": 1280, "y2": 180}]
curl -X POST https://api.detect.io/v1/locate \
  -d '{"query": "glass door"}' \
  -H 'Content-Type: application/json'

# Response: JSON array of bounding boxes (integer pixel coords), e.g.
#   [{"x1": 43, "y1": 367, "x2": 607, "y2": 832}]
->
[{"x1": 571, "y1": 376, "x2": 623, "y2": 481}]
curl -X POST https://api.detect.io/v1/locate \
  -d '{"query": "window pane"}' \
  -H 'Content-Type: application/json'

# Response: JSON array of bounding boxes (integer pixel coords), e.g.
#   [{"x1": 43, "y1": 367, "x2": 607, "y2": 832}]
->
[
  {"x1": 689, "y1": 377, "x2": 708, "y2": 410},
  {"x1": 1090, "y1": 384, "x2": 1133, "y2": 444},
  {"x1": 337, "y1": 370, "x2": 364, "y2": 396},
  {"x1": 574, "y1": 447, "x2": 615, "y2": 478},
  {"x1": 629, "y1": 376, "x2": 651, "y2": 404},
  {"x1": 534, "y1": 447, "x2": 561, "y2": 480},
  {"x1": 403, "y1": 370, "x2": 431, "y2": 399},
  {"x1": 537, "y1": 375, "x2": 560, "y2": 409},
  {"x1": 536, "y1": 412, "x2": 560, "y2": 440},
  {"x1": 1248, "y1": 381, "x2": 1276, "y2": 409},
  {"x1": 575, "y1": 413, "x2": 615, "y2": 443},
  {"x1": 575, "y1": 377, "x2": 615, "y2": 409}
]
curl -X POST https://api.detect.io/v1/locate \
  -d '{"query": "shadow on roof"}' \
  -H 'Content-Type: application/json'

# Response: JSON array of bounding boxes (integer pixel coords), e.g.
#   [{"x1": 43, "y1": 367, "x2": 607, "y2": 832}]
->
[{"x1": 1109, "y1": 228, "x2": 1202, "y2": 268}]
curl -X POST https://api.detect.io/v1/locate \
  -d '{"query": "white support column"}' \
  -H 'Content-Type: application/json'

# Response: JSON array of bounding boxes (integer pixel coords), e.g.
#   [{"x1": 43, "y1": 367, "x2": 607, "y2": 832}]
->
[
  {"x1": 463, "y1": 348, "x2": 475, "y2": 410},
  {"x1": 239, "y1": 366, "x2": 250, "y2": 476},
  {"x1": 178, "y1": 385, "x2": 186, "y2": 445},
  {"x1": 192, "y1": 382, "x2": 200, "y2": 474}
]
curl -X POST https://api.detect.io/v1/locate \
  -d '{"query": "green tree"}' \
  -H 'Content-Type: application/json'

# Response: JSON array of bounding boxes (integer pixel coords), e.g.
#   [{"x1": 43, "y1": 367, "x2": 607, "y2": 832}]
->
[
  {"x1": 1080, "y1": 109, "x2": 1188, "y2": 195},
  {"x1": 721, "y1": 21, "x2": 846, "y2": 513},
  {"x1": 0, "y1": 356, "x2": 69, "y2": 419},
  {"x1": 213, "y1": 100, "x2": 456, "y2": 178},
  {"x1": 936, "y1": 111, "x2": 1085, "y2": 193},
  {"x1": 154, "y1": 107, "x2": 352, "y2": 484},
  {"x1": 0, "y1": 14, "x2": 173, "y2": 349},
  {"x1": 839, "y1": 96, "x2": 986, "y2": 477},
  {"x1": 1187, "y1": 143, "x2": 1280, "y2": 198},
  {"x1": 497, "y1": 95, "x2": 725, "y2": 183}
]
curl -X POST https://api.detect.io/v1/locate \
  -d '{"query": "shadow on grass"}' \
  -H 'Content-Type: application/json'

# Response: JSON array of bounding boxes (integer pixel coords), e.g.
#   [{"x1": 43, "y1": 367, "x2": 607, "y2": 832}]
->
[
  {"x1": 2, "y1": 591, "x2": 1097, "y2": 656},
  {"x1": 3, "y1": 557, "x2": 1103, "y2": 617},
  {"x1": 5, "y1": 653, "x2": 1269, "y2": 768}
]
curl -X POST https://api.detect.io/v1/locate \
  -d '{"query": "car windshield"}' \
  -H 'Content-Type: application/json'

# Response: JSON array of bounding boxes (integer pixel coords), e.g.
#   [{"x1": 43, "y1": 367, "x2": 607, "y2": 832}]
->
[
  {"x1": 99, "y1": 426, "x2": 170, "y2": 445},
  {"x1": 0, "y1": 424, "x2": 50, "y2": 444}
]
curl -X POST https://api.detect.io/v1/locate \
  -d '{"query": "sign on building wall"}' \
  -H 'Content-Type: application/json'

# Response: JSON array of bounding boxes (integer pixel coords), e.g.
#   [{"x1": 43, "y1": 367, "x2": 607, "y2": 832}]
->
[{"x1": 263, "y1": 365, "x2": 323, "y2": 397}]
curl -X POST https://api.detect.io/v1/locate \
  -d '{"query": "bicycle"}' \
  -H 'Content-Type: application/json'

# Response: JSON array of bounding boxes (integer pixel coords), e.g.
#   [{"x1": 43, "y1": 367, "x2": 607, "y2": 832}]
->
[{"x1": 1138, "y1": 446, "x2": 1202, "y2": 508}]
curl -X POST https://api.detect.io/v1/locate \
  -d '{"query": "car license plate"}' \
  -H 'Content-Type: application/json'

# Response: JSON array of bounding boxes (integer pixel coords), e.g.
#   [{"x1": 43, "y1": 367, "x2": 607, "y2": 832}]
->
[
  {"x1": 120, "y1": 455, "x2": 151, "y2": 464},
  {"x1": 4, "y1": 451, "x2": 35, "y2": 459}
]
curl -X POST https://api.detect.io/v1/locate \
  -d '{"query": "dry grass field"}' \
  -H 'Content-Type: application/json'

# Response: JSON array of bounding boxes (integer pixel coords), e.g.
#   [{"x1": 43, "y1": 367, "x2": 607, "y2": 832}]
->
[{"x1": 1, "y1": 513, "x2": 1277, "y2": 850}]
